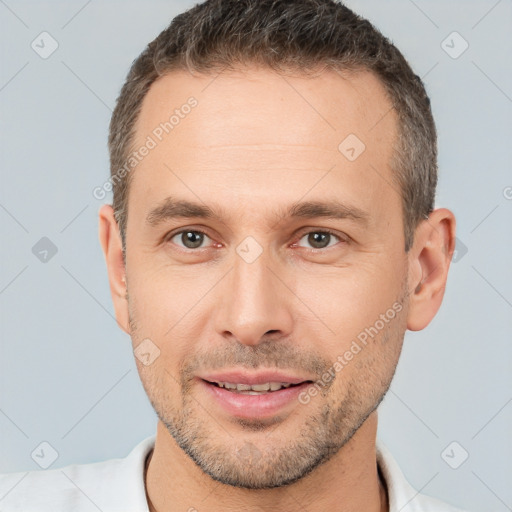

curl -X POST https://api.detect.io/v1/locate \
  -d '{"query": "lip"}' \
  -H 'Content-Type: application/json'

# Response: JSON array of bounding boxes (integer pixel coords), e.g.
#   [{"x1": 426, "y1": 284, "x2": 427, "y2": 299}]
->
[{"x1": 197, "y1": 370, "x2": 314, "y2": 420}]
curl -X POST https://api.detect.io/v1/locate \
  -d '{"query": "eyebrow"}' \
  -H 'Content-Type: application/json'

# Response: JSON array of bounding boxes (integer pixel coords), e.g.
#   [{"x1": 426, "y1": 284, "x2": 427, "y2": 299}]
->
[{"x1": 145, "y1": 196, "x2": 370, "y2": 228}]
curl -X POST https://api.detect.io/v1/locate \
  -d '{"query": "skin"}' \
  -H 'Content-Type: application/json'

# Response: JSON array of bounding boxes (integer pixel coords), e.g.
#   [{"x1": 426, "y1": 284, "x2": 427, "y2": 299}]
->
[{"x1": 99, "y1": 66, "x2": 456, "y2": 512}]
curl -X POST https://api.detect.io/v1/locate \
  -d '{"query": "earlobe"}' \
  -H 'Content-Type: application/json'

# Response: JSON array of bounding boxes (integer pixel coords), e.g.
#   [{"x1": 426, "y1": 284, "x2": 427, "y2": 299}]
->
[
  {"x1": 406, "y1": 208, "x2": 456, "y2": 332},
  {"x1": 98, "y1": 204, "x2": 130, "y2": 334}
]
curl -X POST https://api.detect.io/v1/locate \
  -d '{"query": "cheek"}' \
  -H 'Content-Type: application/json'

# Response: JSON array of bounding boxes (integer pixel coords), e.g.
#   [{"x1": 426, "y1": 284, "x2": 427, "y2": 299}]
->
[
  {"x1": 127, "y1": 262, "x2": 234, "y2": 376},
  {"x1": 128, "y1": 261, "x2": 203, "y2": 326},
  {"x1": 324, "y1": 304, "x2": 406, "y2": 401},
  {"x1": 136, "y1": 357, "x2": 182, "y2": 414},
  {"x1": 293, "y1": 260, "x2": 405, "y2": 347}
]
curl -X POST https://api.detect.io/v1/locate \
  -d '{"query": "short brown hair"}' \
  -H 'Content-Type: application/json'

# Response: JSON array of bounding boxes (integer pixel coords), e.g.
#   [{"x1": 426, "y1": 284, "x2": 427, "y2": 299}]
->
[{"x1": 108, "y1": 0, "x2": 437, "y2": 253}]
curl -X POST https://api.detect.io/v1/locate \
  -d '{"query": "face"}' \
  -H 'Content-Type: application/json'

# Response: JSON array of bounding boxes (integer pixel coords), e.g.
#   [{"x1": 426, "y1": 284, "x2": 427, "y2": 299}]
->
[{"x1": 124, "y1": 67, "x2": 410, "y2": 489}]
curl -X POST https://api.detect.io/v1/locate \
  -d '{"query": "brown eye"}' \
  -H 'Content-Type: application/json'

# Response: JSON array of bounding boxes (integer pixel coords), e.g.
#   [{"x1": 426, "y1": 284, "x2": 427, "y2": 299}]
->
[
  {"x1": 170, "y1": 230, "x2": 210, "y2": 249},
  {"x1": 297, "y1": 231, "x2": 342, "y2": 250}
]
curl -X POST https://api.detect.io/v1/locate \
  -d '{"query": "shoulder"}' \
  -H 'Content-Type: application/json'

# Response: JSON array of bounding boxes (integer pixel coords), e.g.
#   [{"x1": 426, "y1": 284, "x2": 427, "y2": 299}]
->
[
  {"x1": 0, "y1": 435, "x2": 155, "y2": 512},
  {"x1": 376, "y1": 440, "x2": 468, "y2": 512}
]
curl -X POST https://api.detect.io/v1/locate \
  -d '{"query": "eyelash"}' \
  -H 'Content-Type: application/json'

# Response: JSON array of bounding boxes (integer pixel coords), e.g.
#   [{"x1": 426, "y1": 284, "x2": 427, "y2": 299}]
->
[{"x1": 164, "y1": 227, "x2": 347, "y2": 252}]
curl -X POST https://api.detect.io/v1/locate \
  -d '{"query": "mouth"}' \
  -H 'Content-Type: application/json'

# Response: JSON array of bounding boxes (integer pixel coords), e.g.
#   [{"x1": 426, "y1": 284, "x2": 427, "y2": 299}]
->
[
  {"x1": 204, "y1": 380, "x2": 311, "y2": 394},
  {"x1": 198, "y1": 375, "x2": 315, "y2": 419}
]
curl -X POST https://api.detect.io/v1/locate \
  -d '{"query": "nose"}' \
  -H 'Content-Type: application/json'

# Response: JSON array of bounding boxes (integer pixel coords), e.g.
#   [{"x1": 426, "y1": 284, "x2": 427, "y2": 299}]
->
[{"x1": 214, "y1": 245, "x2": 294, "y2": 346}]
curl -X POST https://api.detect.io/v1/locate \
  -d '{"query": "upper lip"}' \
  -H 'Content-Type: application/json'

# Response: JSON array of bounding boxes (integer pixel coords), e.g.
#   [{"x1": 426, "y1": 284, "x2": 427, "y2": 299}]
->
[{"x1": 199, "y1": 369, "x2": 314, "y2": 386}]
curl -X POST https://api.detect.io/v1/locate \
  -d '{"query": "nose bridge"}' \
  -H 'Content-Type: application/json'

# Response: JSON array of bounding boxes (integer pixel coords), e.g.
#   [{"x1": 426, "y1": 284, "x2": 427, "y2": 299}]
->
[{"x1": 214, "y1": 239, "x2": 293, "y2": 345}]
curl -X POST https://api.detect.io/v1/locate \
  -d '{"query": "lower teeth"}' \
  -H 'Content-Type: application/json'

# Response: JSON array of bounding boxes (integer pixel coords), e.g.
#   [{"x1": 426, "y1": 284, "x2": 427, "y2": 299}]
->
[
  {"x1": 228, "y1": 389, "x2": 276, "y2": 394},
  {"x1": 226, "y1": 386, "x2": 300, "y2": 394}
]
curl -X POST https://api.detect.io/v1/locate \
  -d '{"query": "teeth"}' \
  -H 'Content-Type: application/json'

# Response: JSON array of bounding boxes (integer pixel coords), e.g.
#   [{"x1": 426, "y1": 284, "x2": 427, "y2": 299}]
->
[
  {"x1": 250, "y1": 383, "x2": 270, "y2": 391},
  {"x1": 215, "y1": 382, "x2": 295, "y2": 392}
]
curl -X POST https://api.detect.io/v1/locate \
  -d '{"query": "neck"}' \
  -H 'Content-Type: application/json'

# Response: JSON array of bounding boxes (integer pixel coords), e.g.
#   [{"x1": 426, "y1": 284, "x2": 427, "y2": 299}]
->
[{"x1": 145, "y1": 412, "x2": 388, "y2": 512}]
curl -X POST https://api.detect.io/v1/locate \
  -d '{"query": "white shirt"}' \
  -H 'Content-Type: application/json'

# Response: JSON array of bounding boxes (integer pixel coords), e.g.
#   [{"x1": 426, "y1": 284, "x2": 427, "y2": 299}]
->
[{"x1": 0, "y1": 436, "x2": 467, "y2": 511}]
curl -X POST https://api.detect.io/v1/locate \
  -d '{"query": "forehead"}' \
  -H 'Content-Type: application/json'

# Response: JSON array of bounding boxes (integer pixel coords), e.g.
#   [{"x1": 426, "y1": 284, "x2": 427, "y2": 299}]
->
[
  {"x1": 134, "y1": 66, "x2": 395, "y2": 153},
  {"x1": 128, "y1": 66, "x2": 399, "y2": 229}
]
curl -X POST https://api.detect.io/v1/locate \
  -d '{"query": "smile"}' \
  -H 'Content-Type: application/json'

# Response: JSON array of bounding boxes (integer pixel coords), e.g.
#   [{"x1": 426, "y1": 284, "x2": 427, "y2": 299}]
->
[
  {"x1": 199, "y1": 378, "x2": 314, "y2": 419},
  {"x1": 207, "y1": 381, "x2": 303, "y2": 394}
]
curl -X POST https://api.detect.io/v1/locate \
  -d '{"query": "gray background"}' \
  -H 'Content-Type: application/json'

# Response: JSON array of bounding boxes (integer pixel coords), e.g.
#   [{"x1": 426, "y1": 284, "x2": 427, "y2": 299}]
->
[{"x1": 1, "y1": 0, "x2": 511, "y2": 510}]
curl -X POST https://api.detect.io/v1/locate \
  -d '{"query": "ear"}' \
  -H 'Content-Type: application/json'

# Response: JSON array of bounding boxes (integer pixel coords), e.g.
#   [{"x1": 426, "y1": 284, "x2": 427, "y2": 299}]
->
[
  {"x1": 98, "y1": 204, "x2": 130, "y2": 334},
  {"x1": 406, "y1": 208, "x2": 456, "y2": 331}
]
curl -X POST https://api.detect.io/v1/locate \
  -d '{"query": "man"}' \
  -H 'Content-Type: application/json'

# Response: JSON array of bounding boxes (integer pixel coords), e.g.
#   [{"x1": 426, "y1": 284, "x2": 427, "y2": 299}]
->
[{"x1": 0, "y1": 0, "x2": 466, "y2": 510}]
